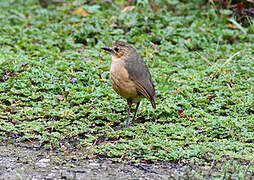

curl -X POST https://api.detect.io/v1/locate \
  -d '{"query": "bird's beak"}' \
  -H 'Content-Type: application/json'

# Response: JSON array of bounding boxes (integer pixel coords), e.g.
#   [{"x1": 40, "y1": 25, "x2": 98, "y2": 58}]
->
[{"x1": 101, "y1": 46, "x2": 112, "y2": 52}]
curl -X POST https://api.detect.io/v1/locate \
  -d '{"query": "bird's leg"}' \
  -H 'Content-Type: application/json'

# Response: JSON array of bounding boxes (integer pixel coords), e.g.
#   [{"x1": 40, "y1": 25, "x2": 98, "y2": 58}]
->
[
  {"x1": 131, "y1": 102, "x2": 140, "y2": 126},
  {"x1": 126, "y1": 100, "x2": 132, "y2": 128}
]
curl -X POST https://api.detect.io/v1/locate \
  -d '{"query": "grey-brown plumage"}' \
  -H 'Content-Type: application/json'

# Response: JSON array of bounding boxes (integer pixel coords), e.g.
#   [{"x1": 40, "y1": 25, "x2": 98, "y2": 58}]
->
[{"x1": 102, "y1": 41, "x2": 156, "y2": 127}]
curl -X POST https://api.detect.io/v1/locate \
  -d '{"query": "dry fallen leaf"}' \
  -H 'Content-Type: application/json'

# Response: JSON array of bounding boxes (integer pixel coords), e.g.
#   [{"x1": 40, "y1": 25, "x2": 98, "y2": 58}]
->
[
  {"x1": 15, "y1": 100, "x2": 23, "y2": 105},
  {"x1": 70, "y1": 76, "x2": 77, "y2": 83},
  {"x1": 105, "y1": 121, "x2": 114, "y2": 127},
  {"x1": 122, "y1": 6, "x2": 135, "y2": 13},
  {"x1": 207, "y1": 94, "x2": 217, "y2": 100},
  {"x1": 227, "y1": 23, "x2": 237, "y2": 29},
  {"x1": 83, "y1": 56, "x2": 91, "y2": 62},
  {"x1": 170, "y1": 89, "x2": 185, "y2": 95},
  {"x1": 151, "y1": 44, "x2": 159, "y2": 51},
  {"x1": 193, "y1": 88, "x2": 201, "y2": 93},
  {"x1": 73, "y1": 7, "x2": 89, "y2": 17},
  {"x1": 2, "y1": 71, "x2": 16, "y2": 81},
  {"x1": 56, "y1": 95, "x2": 64, "y2": 101},
  {"x1": 177, "y1": 110, "x2": 195, "y2": 121}
]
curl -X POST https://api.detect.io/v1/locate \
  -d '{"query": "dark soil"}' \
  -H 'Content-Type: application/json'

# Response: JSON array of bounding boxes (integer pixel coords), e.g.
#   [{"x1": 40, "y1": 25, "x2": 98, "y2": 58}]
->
[{"x1": 1, "y1": 139, "x2": 253, "y2": 180}]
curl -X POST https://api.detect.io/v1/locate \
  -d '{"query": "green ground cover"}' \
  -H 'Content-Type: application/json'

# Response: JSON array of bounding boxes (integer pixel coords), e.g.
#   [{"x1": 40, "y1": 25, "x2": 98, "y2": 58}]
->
[{"x1": 0, "y1": 0, "x2": 253, "y2": 177}]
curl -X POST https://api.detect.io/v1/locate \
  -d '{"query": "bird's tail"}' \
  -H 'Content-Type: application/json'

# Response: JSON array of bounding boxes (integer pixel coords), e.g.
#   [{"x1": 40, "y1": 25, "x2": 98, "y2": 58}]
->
[{"x1": 151, "y1": 98, "x2": 156, "y2": 109}]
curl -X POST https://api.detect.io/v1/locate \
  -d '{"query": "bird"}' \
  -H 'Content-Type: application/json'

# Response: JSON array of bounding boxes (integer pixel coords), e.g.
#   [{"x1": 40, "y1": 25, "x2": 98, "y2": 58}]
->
[{"x1": 101, "y1": 41, "x2": 156, "y2": 127}]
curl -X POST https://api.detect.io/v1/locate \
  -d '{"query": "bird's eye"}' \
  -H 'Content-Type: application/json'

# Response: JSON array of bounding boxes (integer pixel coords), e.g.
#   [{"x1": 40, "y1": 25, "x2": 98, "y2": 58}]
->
[{"x1": 114, "y1": 47, "x2": 119, "y2": 52}]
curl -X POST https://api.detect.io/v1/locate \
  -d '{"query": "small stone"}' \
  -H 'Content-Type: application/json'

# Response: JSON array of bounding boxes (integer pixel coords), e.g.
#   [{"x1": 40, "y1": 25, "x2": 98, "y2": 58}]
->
[
  {"x1": 35, "y1": 158, "x2": 50, "y2": 168},
  {"x1": 89, "y1": 163, "x2": 100, "y2": 167},
  {"x1": 45, "y1": 173, "x2": 56, "y2": 179}
]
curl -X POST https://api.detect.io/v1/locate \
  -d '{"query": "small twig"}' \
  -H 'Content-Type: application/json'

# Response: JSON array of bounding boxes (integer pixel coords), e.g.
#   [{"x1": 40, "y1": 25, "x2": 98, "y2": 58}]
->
[
  {"x1": 93, "y1": 137, "x2": 100, "y2": 146},
  {"x1": 119, "y1": 150, "x2": 129, "y2": 161},
  {"x1": 208, "y1": 156, "x2": 217, "y2": 176},
  {"x1": 210, "y1": 51, "x2": 241, "y2": 78},
  {"x1": 93, "y1": 135, "x2": 106, "y2": 146},
  {"x1": 196, "y1": 52, "x2": 211, "y2": 65}
]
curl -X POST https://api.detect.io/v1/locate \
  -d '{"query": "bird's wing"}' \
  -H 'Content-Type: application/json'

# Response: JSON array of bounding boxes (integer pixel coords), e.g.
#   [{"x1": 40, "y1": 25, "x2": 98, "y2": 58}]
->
[{"x1": 124, "y1": 54, "x2": 156, "y2": 109}]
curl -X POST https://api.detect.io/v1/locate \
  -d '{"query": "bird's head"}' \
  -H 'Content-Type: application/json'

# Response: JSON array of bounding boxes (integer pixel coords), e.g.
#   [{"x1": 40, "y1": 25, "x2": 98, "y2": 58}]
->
[{"x1": 102, "y1": 41, "x2": 135, "y2": 59}]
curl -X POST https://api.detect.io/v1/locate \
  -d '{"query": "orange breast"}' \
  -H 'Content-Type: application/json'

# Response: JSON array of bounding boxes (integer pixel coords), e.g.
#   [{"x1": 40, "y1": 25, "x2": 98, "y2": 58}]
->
[{"x1": 110, "y1": 61, "x2": 143, "y2": 102}]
